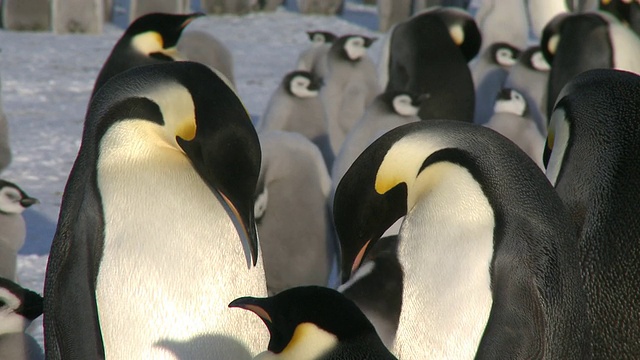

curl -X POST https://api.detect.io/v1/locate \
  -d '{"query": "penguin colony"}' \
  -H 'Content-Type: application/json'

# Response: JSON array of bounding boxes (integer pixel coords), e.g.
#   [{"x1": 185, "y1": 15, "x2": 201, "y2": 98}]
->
[{"x1": 0, "y1": 1, "x2": 639, "y2": 359}]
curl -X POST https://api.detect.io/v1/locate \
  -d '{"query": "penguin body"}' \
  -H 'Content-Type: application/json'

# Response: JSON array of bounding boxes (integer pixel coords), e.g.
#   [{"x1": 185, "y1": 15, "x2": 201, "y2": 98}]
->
[
  {"x1": 503, "y1": 46, "x2": 551, "y2": 134},
  {"x1": 542, "y1": 11, "x2": 640, "y2": 117},
  {"x1": 44, "y1": 61, "x2": 267, "y2": 359},
  {"x1": 338, "y1": 235, "x2": 403, "y2": 350},
  {"x1": 527, "y1": 0, "x2": 569, "y2": 39},
  {"x1": 177, "y1": 30, "x2": 236, "y2": 87},
  {"x1": 257, "y1": 70, "x2": 332, "y2": 167},
  {"x1": 544, "y1": 68, "x2": 640, "y2": 359},
  {"x1": 296, "y1": 31, "x2": 336, "y2": 81},
  {"x1": 91, "y1": 12, "x2": 202, "y2": 97},
  {"x1": 296, "y1": 0, "x2": 345, "y2": 15},
  {"x1": 0, "y1": 277, "x2": 44, "y2": 360},
  {"x1": 255, "y1": 131, "x2": 334, "y2": 296},
  {"x1": 474, "y1": 0, "x2": 529, "y2": 53},
  {"x1": 599, "y1": 0, "x2": 640, "y2": 35},
  {"x1": 413, "y1": 0, "x2": 471, "y2": 13},
  {"x1": 470, "y1": 42, "x2": 521, "y2": 124},
  {"x1": 321, "y1": 34, "x2": 379, "y2": 156},
  {"x1": 333, "y1": 120, "x2": 590, "y2": 358},
  {"x1": 377, "y1": 0, "x2": 412, "y2": 32},
  {"x1": 0, "y1": 180, "x2": 38, "y2": 282},
  {"x1": 51, "y1": 0, "x2": 103, "y2": 34},
  {"x1": 484, "y1": 88, "x2": 546, "y2": 168},
  {"x1": 381, "y1": 7, "x2": 480, "y2": 122},
  {"x1": 1, "y1": 0, "x2": 51, "y2": 31},
  {"x1": 229, "y1": 286, "x2": 397, "y2": 360}
]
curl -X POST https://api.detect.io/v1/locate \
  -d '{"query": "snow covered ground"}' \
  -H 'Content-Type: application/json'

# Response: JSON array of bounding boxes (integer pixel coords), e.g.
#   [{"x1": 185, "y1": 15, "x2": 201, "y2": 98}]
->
[{"x1": 1, "y1": 5, "x2": 381, "y2": 349}]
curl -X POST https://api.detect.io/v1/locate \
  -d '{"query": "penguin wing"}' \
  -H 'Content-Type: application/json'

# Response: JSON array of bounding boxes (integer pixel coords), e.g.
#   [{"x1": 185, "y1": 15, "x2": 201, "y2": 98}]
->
[{"x1": 44, "y1": 156, "x2": 106, "y2": 359}]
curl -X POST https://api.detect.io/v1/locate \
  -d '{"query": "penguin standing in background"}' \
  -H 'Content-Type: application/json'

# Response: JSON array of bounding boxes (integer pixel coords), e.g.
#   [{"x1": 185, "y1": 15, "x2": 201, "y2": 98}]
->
[
  {"x1": 474, "y1": 0, "x2": 529, "y2": 53},
  {"x1": 470, "y1": 42, "x2": 521, "y2": 124},
  {"x1": 338, "y1": 235, "x2": 403, "y2": 351},
  {"x1": 413, "y1": 0, "x2": 471, "y2": 13},
  {"x1": 380, "y1": 7, "x2": 481, "y2": 122},
  {"x1": 599, "y1": 0, "x2": 640, "y2": 35},
  {"x1": 333, "y1": 120, "x2": 590, "y2": 358},
  {"x1": 296, "y1": 31, "x2": 337, "y2": 81},
  {"x1": 377, "y1": 0, "x2": 412, "y2": 32},
  {"x1": 255, "y1": 131, "x2": 334, "y2": 296},
  {"x1": 504, "y1": 46, "x2": 551, "y2": 134},
  {"x1": 256, "y1": 70, "x2": 332, "y2": 168},
  {"x1": 0, "y1": 100, "x2": 10, "y2": 173},
  {"x1": 229, "y1": 286, "x2": 397, "y2": 360},
  {"x1": 0, "y1": 277, "x2": 44, "y2": 360},
  {"x1": 544, "y1": 69, "x2": 640, "y2": 359},
  {"x1": 321, "y1": 34, "x2": 379, "y2": 156},
  {"x1": 541, "y1": 11, "x2": 640, "y2": 117},
  {"x1": 44, "y1": 62, "x2": 267, "y2": 359},
  {"x1": 91, "y1": 12, "x2": 203, "y2": 97},
  {"x1": 0, "y1": 180, "x2": 38, "y2": 282},
  {"x1": 484, "y1": 88, "x2": 546, "y2": 168},
  {"x1": 296, "y1": 0, "x2": 345, "y2": 15},
  {"x1": 177, "y1": 30, "x2": 236, "y2": 88},
  {"x1": 527, "y1": 0, "x2": 570, "y2": 40}
]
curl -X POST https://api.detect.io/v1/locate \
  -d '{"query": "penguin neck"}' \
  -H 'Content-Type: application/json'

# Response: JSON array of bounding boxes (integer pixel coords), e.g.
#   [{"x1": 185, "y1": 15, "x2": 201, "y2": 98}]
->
[{"x1": 395, "y1": 164, "x2": 495, "y2": 358}]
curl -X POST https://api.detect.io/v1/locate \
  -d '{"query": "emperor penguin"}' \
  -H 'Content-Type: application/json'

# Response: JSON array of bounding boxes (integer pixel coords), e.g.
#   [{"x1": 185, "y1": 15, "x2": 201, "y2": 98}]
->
[
  {"x1": 527, "y1": 0, "x2": 570, "y2": 40},
  {"x1": 229, "y1": 286, "x2": 398, "y2": 359},
  {"x1": 338, "y1": 235, "x2": 403, "y2": 350},
  {"x1": 380, "y1": 7, "x2": 481, "y2": 122},
  {"x1": 255, "y1": 131, "x2": 334, "y2": 296},
  {"x1": 321, "y1": 34, "x2": 380, "y2": 156},
  {"x1": 0, "y1": 180, "x2": 38, "y2": 282},
  {"x1": 296, "y1": 0, "x2": 345, "y2": 15},
  {"x1": 544, "y1": 68, "x2": 640, "y2": 359},
  {"x1": 43, "y1": 61, "x2": 268, "y2": 359},
  {"x1": 484, "y1": 88, "x2": 546, "y2": 168},
  {"x1": 470, "y1": 42, "x2": 521, "y2": 124},
  {"x1": 0, "y1": 277, "x2": 44, "y2": 360},
  {"x1": 473, "y1": 0, "x2": 529, "y2": 53},
  {"x1": 91, "y1": 12, "x2": 203, "y2": 97},
  {"x1": 330, "y1": 90, "x2": 423, "y2": 200},
  {"x1": 599, "y1": 0, "x2": 640, "y2": 35},
  {"x1": 256, "y1": 70, "x2": 332, "y2": 168},
  {"x1": 541, "y1": 10, "x2": 640, "y2": 118},
  {"x1": 333, "y1": 120, "x2": 590, "y2": 358},
  {"x1": 504, "y1": 46, "x2": 551, "y2": 134},
  {"x1": 295, "y1": 31, "x2": 337, "y2": 81},
  {"x1": 177, "y1": 30, "x2": 236, "y2": 88},
  {"x1": 413, "y1": 0, "x2": 471, "y2": 13}
]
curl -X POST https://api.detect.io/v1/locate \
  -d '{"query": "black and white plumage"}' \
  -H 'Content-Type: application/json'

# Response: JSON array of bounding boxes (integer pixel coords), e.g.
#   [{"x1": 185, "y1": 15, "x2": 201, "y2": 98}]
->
[{"x1": 296, "y1": 30, "x2": 337, "y2": 81}]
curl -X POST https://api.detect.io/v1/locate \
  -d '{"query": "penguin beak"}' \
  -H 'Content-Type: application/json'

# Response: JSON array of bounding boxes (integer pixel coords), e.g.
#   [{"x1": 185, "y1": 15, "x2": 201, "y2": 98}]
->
[
  {"x1": 180, "y1": 12, "x2": 205, "y2": 30},
  {"x1": 20, "y1": 197, "x2": 39, "y2": 208},
  {"x1": 229, "y1": 296, "x2": 273, "y2": 324}
]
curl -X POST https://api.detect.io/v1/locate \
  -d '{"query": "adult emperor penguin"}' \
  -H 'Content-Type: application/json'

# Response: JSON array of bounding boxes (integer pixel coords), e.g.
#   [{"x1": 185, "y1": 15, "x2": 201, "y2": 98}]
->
[
  {"x1": 338, "y1": 235, "x2": 403, "y2": 350},
  {"x1": 544, "y1": 68, "x2": 640, "y2": 359},
  {"x1": 256, "y1": 70, "x2": 332, "y2": 168},
  {"x1": 541, "y1": 10, "x2": 640, "y2": 118},
  {"x1": 504, "y1": 46, "x2": 551, "y2": 134},
  {"x1": 0, "y1": 277, "x2": 44, "y2": 360},
  {"x1": 321, "y1": 34, "x2": 379, "y2": 156},
  {"x1": 484, "y1": 88, "x2": 546, "y2": 168},
  {"x1": 177, "y1": 30, "x2": 236, "y2": 88},
  {"x1": 0, "y1": 180, "x2": 38, "y2": 282},
  {"x1": 333, "y1": 120, "x2": 590, "y2": 358},
  {"x1": 43, "y1": 61, "x2": 268, "y2": 359},
  {"x1": 90, "y1": 12, "x2": 203, "y2": 97},
  {"x1": 380, "y1": 7, "x2": 480, "y2": 122},
  {"x1": 473, "y1": 0, "x2": 529, "y2": 53},
  {"x1": 255, "y1": 130, "x2": 334, "y2": 296},
  {"x1": 229, "y1": 286, "x2": 397, "y2": 359},
  {"x1": 599, "y1": 0, "x2": 640, "y2": 35},
  {"x1": 296, "y1": 31, "x2": 337, "y2": 80},
  {"x1": 470, "y1": 42, "x2": 521, "y2": 124}
]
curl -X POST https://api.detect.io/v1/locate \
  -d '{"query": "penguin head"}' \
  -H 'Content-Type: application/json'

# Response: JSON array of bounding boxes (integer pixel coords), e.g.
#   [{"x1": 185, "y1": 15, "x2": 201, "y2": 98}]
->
[
  {"x1": 490, "y1": 42, "x2": 521, "y2": 67},
  {"x1": 283, "y1": 70, "x2": 323, "y2": 98},
  {"x1": 520, "y1": 46, "x2": 551, "y2": 72},
  {"x1": 125, "y1": 12, "x2": 204, "y2": 61},
  {"x1": 333, "y1": 35, "x2": 376, "y2": 61},
  {"x1": 0, "y1": 277, "x2": 43, "y2": 335},
  {"x1": 0, "y1": 180, "x2": 38, "y2": 215},
  {"x1": 431, "y1": 7, "x2": 482, "y2": 62},
  {"x1": 306, "y1": 30, "x2": 337, "y2": 45},
  {"x1": 378, "y1": 91, "x2": 424, "y2": 117},
  {"x1": 88, "y1": 61, "x2": 261, "y2": 266},
  {"x1": 229, "y1": 286, "x2": 381, "y2": 358},
  {"x1": 493, "y1": 88, "x2": 528, "y2": 117}
]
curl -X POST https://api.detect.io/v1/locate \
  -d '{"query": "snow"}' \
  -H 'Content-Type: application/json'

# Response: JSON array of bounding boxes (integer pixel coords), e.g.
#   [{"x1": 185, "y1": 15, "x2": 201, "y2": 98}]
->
[{"x1": 1, "y1": 5, "x2": 381, "y2": 351}]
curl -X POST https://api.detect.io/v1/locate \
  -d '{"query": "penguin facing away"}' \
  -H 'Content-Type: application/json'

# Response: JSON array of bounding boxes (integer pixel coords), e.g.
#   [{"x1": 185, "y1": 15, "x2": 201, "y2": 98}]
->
[
  {"x1": 333, "y1": 120, "x2": 590, "y2": 358},
  {"x1": 381, "y1": 7, "x2": 481, "y2": 122},
  {"x1": 91, "y1": 12, "x2": 203, "y2": 97},
  {"x1": 296, "y1": 30, "x2": 337, "y2": 80},
  {"x1": 0, "y1": 277, "x2": 44, "y2": 360},
  {"x1": 229, "y1": 286, "x2": 397, "y2": 360},
  {"x1": 44, "y1": 61, "x2": 267, "y2": 359},
  {"x1": 0, "y1": 180, "x2": 39, "y2": 282},
  {"x1": 544, "y1": 68, "x2": 640, "y2": 359}
]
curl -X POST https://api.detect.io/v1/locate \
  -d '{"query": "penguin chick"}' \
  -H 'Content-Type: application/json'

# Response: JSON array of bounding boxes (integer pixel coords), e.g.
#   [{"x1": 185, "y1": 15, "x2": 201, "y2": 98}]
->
[
  {"x1": 0, "y1": 180, "x2": 38, "y2": 281},
  {"x1": 229, "y1": 286, "x2": 397, "y2": 360},
  {"x1": 177, "y1": 30, "x2": 236, "y2": 88},
  {"x1": 296, "y1": 31, "x2": 337, "y2": 80},
  {"x1": 0, "y1": 277, "x2": 44, "y2": 360},
  {"x1": 91, "y1": 12, "x2": 204, "y2": 97},
  {"x1": 484, "y1": 88, "x2": 546, "y2": 168}
]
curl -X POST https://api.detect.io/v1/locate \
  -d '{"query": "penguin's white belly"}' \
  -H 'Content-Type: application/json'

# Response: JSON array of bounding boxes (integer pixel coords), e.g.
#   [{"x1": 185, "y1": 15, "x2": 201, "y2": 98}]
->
[{"x1": 96, "y1": 149, "x2": 267, "y2": 359}]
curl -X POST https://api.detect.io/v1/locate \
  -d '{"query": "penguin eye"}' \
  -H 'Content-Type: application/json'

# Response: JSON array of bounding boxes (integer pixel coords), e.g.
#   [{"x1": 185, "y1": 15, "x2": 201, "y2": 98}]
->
[{"x1": 1, "y1": 188, "x2": 21, "y2": 202}]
